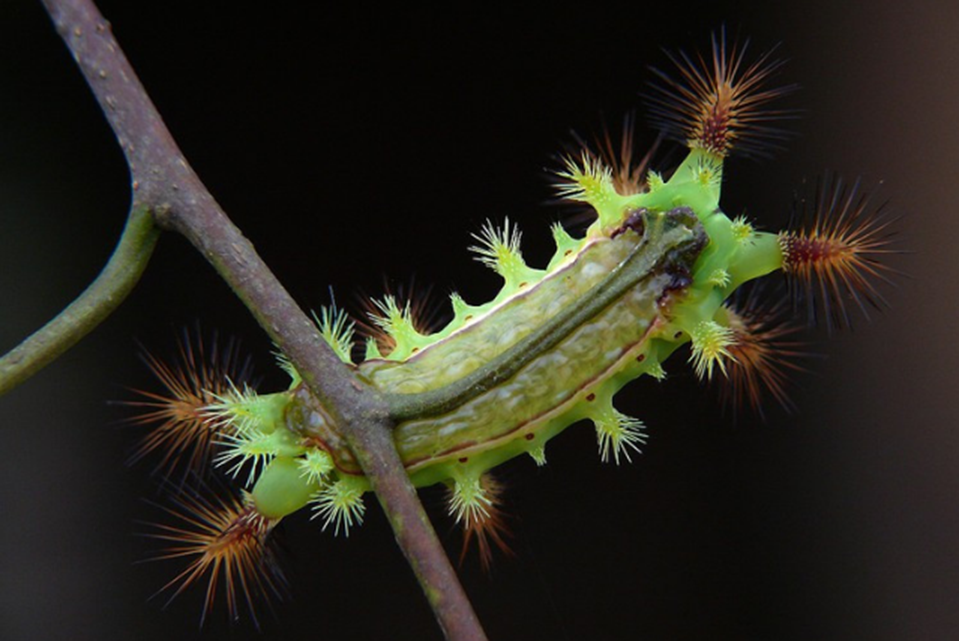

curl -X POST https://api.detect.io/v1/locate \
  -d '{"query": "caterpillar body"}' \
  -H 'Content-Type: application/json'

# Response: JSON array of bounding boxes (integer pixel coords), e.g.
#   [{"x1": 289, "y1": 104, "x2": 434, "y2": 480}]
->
[{"x1": 130, "y1": 30, "x2": 898, "y2": 623}]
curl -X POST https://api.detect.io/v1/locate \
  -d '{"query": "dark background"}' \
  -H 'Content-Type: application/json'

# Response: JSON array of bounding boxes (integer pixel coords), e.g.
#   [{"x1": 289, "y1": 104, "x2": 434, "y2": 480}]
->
[{"x1": 1, "y1": 2, "x2": 954, "y2": 640}]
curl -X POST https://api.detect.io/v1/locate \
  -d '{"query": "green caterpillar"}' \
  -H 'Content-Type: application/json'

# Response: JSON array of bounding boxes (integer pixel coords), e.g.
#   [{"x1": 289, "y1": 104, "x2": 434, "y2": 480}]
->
[{"x1": 131, "y1": 30, "x2": 895, "y2": 623}]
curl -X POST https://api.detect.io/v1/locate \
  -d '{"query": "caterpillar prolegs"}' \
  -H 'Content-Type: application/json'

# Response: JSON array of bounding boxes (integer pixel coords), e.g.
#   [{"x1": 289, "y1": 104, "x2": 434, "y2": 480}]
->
[{"x1": 128, "y1": 30, "x2": 898, "y2": 623}]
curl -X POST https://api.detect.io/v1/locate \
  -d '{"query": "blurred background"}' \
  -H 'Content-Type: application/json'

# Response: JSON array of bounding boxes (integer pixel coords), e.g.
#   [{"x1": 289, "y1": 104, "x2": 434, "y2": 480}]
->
[{"x1": 0, "y1": 1, "x2": 954, "y2": 639}]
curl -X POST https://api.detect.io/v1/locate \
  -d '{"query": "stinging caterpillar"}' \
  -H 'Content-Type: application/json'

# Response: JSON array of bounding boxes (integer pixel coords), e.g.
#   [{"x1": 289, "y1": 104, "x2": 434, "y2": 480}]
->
[{"x1": 126, "y1": 29, "x2": 900, "y2": 625}]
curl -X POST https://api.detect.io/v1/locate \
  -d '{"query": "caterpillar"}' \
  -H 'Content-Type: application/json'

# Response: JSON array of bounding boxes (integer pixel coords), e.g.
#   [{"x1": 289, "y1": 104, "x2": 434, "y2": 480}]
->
[{"x1": 127, "y1": 30, "x2": 898, "y2": 625}]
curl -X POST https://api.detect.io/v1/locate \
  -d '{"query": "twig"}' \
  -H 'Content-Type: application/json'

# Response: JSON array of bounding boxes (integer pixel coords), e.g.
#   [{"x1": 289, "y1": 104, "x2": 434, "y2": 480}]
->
[
  {"x1": 29, "y1": 1, "x2": 487, "y2": 638},
  {"x1": 0, "y1": 204, "x2": 158, "y2": 396}
]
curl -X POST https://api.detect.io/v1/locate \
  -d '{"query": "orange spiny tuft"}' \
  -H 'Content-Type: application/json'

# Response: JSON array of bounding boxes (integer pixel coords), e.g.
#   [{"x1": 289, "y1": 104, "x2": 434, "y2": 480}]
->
[
  {"x1": 719, "y1": 287, "x2": 808, "y2": 419},
  {"x1": 645, "y1": 28, "x2": 797, "y2": 158},
  {"x1": 452, "y1": 474, "x2": 513, "y2": 573},
  {"x1": 147, "y1": 488, "x2": 286, "y2": 628},
  {"x1": 553, "y1": 114, "x2": 661, "y2": 232},
  {"x1": 355, "y1": 280, "x2": 446, "y2": 356},
  {"x1": 577, "y1": 112, "x2": 659, "y2": 196},
  {"x1": 779, "y1": 175, "x2": 902, "y2": 331},
  {"x1": 123, "y1": 330, "x2": 253, "y2": 477}
]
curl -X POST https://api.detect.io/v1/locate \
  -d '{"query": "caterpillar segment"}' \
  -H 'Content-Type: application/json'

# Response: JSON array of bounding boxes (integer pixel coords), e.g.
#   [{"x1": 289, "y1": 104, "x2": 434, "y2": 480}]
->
[{"x1": 129, "y1": 30, "x2": 900, "y2": 622}]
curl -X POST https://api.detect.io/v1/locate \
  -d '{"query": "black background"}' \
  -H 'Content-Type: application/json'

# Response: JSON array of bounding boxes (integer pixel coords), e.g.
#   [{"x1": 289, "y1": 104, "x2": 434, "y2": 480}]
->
[{"x1": 1, "y1": 2, "x2": 955, "y2": 640}]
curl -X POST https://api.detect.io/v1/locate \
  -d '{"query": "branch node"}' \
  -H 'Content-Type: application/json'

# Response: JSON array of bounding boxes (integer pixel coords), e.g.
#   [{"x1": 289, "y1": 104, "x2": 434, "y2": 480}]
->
[{"x1": 153, "y1": 202, "x2": 174, "y2": 227}]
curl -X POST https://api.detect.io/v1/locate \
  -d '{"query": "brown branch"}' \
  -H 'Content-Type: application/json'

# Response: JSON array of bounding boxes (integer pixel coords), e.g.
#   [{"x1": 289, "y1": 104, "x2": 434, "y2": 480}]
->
[{"x1": 37, "y1": 1, "x2": 487, "y2": 638}]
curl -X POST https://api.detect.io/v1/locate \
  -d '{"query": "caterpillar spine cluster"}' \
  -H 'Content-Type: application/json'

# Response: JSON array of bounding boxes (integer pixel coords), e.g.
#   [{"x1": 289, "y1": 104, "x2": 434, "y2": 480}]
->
[{"x1": 126, "y1": 30, "x2": 900, "y2": 624}]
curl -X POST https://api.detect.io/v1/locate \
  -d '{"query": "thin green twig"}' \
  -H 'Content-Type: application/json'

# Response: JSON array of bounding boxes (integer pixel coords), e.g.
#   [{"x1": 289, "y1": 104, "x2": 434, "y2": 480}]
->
[{"x1": 0, "y1": 204, "x2": 159, "y2": 396}]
